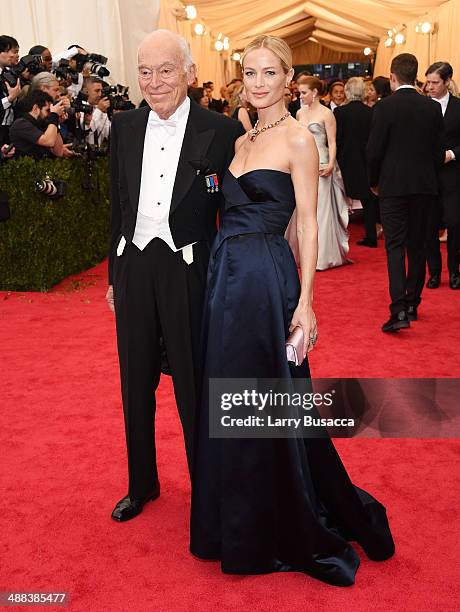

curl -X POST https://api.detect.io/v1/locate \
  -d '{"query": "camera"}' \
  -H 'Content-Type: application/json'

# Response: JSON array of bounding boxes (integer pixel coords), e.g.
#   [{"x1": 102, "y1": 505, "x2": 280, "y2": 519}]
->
[
  {"x1": 35, "y1": 177, "x2": 66, "y2": 199},
  {"x1": 71, "y1": 52, "x2": 110, "y2": 78},
  {"x1": 70, "y1": 91, "x2": 92, "y2": 114},
  {"x1": 19, "y1": 54, "x2": 44, "y2": 76},
  {"x1": 100, "y1": 83, "x2": 134, "y2": 117},
  {"x1": 86, "y1": 53, "x2": 110, "y2": 78},
  {"x1": 110, "y1": 96, "x2": 135, "y2": 115},
  {"x1": 101, "y1": 85, "x2": 117, "y2": 98},
  {"x1": 0, "y1": 54, "x2": 44, "y2": 87},
  {"x1": 54, "y1": 59, "x2": 79, "y2": 85}
]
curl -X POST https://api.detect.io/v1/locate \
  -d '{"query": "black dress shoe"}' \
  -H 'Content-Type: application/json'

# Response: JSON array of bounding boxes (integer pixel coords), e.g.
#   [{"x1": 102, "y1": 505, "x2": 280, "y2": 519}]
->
[
  {"x1": 357, "y1": 239, "x2": 378, "y2": 248},
  {"x1": 426, "y1": 274, "x2": 440, "y2": 289},
  {"x1": 449, "y1": 272, "x2": 460, "y2": 290},
  {"x1": 407, "y1": 306, "x2": 418, "y2": 321},
  {"x1": 111, "y1": 488, "x2": 160, "y2": 522},
  {"x1": 382, "y1": 311, "x2": 410, "y2": 333}
]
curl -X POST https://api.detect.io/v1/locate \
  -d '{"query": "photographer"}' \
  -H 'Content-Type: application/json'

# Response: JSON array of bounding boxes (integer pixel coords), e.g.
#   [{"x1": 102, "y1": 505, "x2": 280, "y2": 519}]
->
[
  {"x1": 29, "y1": 45, "x2": 52, "y2": 72},
  {"x1": 9, "y1": 90, "x2": 66, "y2": 158},
  {"x1": 0, "y1": 35, "x2": 21, "y2": 146},
  {"x1": 31, "y1": 71, "x2": 62, "y2": 102},
  {"x1": 29, "y1": 72, "x2": 76, "y2": 157},
  {"x1": 80, "y1": 76, "x2": 111, "y2": 145}
]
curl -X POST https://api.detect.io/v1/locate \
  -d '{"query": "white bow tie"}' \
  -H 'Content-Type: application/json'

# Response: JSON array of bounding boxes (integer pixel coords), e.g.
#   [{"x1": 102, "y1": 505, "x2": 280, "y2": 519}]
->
[{"x1": 148, "y1": 116, "x2": 177, "y2": 136}]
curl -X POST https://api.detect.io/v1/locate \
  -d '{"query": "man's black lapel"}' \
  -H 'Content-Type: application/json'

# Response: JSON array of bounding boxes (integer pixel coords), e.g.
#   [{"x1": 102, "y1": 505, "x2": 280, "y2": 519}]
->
[
  {"x1": 170, "y1": 102, "x2": 215, "y2": 214},
  {"x1": 126, "y1": 106, "x2": 150, "y2": 212},
  {"x1": 444, "y1": 93, "x2": 454, "y2": 123}
]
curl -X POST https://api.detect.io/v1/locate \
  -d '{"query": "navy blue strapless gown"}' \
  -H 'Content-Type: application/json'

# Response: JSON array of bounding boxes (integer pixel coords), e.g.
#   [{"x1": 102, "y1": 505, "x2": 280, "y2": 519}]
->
[{"x1": 190, "y1": 170, "x2": 394, "y2": 586}]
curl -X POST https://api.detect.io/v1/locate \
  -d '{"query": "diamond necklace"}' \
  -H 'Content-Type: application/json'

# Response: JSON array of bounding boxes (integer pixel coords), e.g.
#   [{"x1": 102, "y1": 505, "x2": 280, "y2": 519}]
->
[{"x1": 248, "y1": 111, "x2": 291, "y2": 142}]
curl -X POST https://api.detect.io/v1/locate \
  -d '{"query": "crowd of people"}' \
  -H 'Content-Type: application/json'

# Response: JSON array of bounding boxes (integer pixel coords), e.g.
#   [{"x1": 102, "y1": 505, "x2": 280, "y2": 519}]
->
[
  {"x1": 210, "y1": 61, "x2": 460, "y2": 316},
  {"x1": 1, "y1": 32, "x2": 458, "y2": 320},
  {"x1": 0, "y1": 35, "x2": 135, "y2": 160}
]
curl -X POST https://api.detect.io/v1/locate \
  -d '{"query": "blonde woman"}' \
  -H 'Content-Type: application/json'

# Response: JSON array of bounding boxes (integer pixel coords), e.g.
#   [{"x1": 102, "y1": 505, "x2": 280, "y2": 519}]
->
[{"x1": 190, "y1": 35, "x2": 394, "y2": 586}]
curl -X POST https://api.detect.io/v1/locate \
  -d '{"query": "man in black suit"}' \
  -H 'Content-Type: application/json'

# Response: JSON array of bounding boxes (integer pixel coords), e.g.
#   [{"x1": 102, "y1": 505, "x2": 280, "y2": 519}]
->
[
  {"x1": 107, "y1": 30, "x2": 244, "y2": 521},
  {"x1": 424, "y1": 62, "x2": 460, "y2": 290},
  {"x1": 335, "y1": 77, "x2": 378, "y2": 247},
  {"x1": 367, "y1": 53, "x2": 444, "y2": 332}
]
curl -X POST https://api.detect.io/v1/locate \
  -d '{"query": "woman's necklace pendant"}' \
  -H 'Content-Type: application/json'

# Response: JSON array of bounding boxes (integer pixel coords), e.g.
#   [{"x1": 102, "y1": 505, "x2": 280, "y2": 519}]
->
[{"x1": 248, "y1": 111, "x2": 290, "y2": 142}]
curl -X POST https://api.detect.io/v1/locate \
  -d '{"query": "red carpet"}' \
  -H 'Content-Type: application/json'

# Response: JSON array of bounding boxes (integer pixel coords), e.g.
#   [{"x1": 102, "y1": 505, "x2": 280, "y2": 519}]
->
[{"x1": 2, "y1": 224, "x2": 459, "y2": 611}]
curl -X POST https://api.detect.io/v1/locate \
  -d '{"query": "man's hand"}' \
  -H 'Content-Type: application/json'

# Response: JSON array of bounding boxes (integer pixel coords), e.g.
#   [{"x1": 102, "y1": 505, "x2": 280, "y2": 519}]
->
[
  {"x1": 50, "y1": 100, "x2": 66, "y2": 118},
  {"x1": 445, "y1": 150, "x2": 455, "y2": 164},
  {"x1": 97, "y1": 97, "x2": 111, "y2": 113},
  {"x1": 6, "y1": 80, "x2": 21, "y2": 103},
  {"x1": 1, "y1": 144, "x2": 15, "y2": 159},
  {"x1": 370, "y1": 186, "x2": 379, "y2": 196},
  {"x1": 106, "y1": 285, "x2": 115, "y2": 313},
  {"x1": 61, "y1": 143, "x2": 77, "y2": 158}
]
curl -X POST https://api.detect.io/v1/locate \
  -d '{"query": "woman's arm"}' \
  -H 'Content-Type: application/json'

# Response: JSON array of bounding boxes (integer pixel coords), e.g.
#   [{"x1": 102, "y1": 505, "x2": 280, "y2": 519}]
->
[
  {"x1": 289, "y1": 125, "x2": 319, "y2": 354},
  {"x1": 238, "y1": 107, "x2": 254, "y2": 132},
  {"x1": 321, "y1": 109, "x2": 336, "y2": 177}
]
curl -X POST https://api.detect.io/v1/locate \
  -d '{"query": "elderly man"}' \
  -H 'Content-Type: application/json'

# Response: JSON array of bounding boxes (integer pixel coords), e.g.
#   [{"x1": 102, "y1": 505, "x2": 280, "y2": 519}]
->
[
  {"x1": 335, "y1": 77, "x2": 377, "y2": 247},
  {"x1": 107, "y1": 30, "x2": 244, "y2": 522}
]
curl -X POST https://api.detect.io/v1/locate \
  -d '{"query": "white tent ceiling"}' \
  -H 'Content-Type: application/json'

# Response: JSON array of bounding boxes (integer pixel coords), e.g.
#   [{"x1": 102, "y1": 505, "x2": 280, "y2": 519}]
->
[{"x1": 192, "y1": 0, "x2": 447, "y2": 54}]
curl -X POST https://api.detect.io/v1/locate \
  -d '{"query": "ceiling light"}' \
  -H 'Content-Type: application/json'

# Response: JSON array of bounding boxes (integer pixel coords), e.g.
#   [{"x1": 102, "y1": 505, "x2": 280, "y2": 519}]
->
[
  {"x1": 363, "y1": 47, "x2": 372, "y2": 56},
  {"x1": 384, "y1": 37, "x2": 394, "y2": 48},
  {"x1": 214, "y1": 40, "x2": 224, "y2": 52},
  {"x1": 232, "y1": 52, "x2": 241, "y2": 62},
  {"x1": 185, "y1": 5, "x2": 197, "y2": 20},
  {"x1": 194, "y1": 23, "x2": 204, "y2": 35},
  {"x1": 395, "y1": 33, "x2": 405, "y2": 44},
  {"x1": 223, "y1": 37, "x2": 229, "y2": 50},
  {"x1": 421, "y1": 21, "x2": 432, "y2": 33}
]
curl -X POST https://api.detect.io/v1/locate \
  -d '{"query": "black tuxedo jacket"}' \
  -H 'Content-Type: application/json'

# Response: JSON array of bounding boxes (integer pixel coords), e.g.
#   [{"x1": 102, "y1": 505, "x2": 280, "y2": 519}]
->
[
  {"x1": 367, "y1": 88, "x2": 444, "y2": 198},
  {"x1": 108, "y1": 100, "x2": 244, "y2": 283},
  {"x1": 438, "y1": 94, "x2": 460, "y2": 225},
  {"x1": 335, "y1": 101, "x2": 373, "y2": 200}
]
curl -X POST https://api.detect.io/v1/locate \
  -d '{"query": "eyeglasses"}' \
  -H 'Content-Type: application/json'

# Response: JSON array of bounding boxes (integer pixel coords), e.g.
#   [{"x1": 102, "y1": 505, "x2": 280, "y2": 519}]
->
[{"x1": 138, "y1": 66, "x2": 179, "y2": 82}]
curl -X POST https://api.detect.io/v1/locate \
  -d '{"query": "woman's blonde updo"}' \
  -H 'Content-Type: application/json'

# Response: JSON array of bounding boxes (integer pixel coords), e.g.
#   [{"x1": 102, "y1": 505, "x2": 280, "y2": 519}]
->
[{"x1": 241, "y1": 35, "x2": 292, "y2": 74}]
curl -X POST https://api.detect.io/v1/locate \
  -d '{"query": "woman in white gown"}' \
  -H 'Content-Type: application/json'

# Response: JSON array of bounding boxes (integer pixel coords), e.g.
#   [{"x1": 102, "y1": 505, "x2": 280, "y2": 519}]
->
[{"x1": 286, "y1": 76, "x2": 351, "y2": 270}]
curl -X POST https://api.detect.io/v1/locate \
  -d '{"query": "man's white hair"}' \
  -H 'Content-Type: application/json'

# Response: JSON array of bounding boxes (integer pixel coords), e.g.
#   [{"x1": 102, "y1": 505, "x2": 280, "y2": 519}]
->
[
  {"x1": 30, "y1": 71, "x2": 59, "y2": 90},
  {"x1": 139, "y1": 29, "x2": 194, "y2": 71},
  {"x1": 345, "y1": 77, "x2": 365, "y2": 102}
]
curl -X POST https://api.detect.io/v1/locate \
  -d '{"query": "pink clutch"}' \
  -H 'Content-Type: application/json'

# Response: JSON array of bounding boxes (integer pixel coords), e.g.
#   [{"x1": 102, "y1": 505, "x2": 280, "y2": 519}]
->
[{"x1": 286, "y1": 326, "x2": 304, "y2": 366}]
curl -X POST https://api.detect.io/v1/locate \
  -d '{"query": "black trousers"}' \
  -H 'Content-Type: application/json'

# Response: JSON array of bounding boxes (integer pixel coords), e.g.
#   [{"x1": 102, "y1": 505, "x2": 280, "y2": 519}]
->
[
  {"x1": 113, "y1": 238, "x2": 209, "y2": 498},
  {"x1": 361, "y1": 193, "x2": 378, "y2": 242},
  {"x1": 0, "y1": 125, "x2": 10, "y2": 147},
  {"x1": 425, "y1": 198, "x2": 460, "y2": 275},
  {"x1": 380, "y1": 194, "x2": 434, "y2": 315}
]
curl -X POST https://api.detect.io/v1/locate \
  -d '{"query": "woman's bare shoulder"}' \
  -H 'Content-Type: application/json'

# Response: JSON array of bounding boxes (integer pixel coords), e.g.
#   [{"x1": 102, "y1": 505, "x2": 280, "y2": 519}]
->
[{"x1": 286, "y1": 119, "x2": 315, "y2": 150}]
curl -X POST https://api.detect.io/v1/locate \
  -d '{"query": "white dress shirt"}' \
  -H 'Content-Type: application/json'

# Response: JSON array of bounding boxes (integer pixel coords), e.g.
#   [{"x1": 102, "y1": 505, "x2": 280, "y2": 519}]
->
[
  {"x1": 132, "y1": 96, "x2": 191, "y2": 253},
  {"x1": 433, "y1": 91, "x2": 450, "y2": 116},
  {"x1": 89, "y1": 107, "x2": 111, "y2": 144},
  {"x1": 0, "y1": 68, "x2": 15, "y2": 127}
]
